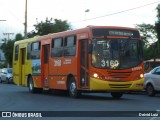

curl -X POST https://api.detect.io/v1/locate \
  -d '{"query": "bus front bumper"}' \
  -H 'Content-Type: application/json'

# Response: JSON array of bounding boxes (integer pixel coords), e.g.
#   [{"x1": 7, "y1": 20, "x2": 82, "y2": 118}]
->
[{"x1": 89, "y1": 77, "x2": 144, "y2": 91}]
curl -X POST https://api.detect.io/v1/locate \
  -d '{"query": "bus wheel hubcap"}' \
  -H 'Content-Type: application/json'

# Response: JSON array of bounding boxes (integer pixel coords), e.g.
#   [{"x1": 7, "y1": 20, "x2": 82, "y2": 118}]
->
[
  {"x1": 29, "y1": 82, "x2": 33, "y2": 90},
  {"x1": 70, "y1": 82, "x2": 76, "y2": 95}
]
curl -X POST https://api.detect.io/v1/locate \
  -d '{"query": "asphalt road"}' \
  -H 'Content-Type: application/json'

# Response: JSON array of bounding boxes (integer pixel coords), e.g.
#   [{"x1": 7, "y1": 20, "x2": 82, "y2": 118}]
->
[{"x1": 0, "y1": 83, "x2": 160, "y2": 120}]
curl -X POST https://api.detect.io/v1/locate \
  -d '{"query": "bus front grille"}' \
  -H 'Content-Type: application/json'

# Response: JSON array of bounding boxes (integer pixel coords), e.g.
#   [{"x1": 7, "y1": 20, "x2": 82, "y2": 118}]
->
[
  {"x1": 109, "y1": 84, "x2": 131, "y2": 88},
  {"x1": 108, "y1": 72, "x2": 131, "y2": 78}
]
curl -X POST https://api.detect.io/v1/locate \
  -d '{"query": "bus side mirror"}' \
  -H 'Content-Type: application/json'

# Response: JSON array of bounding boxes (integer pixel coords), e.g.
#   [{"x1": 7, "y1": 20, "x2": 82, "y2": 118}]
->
[{"x1": 88, "y1": 44, "x2": 93, "y2": 54}]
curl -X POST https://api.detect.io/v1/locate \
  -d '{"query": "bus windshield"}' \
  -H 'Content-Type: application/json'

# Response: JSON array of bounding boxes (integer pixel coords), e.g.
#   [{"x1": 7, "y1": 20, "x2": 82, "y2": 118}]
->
[{"x1": 92, "y1": 38, "x2": 143, "y2": 69}]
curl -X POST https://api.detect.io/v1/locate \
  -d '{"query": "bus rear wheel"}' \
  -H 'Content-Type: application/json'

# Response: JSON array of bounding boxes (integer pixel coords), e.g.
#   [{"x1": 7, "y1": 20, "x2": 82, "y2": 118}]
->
[
  {"x1": 28, "y1": 76, "x2": 42, "y2": 93},
  {"x1": 68, "y1": 77, "x2": 80, "y2": 98},
  {"x1": 111, "y1": 92, "x2": 123, "y2": 99}
]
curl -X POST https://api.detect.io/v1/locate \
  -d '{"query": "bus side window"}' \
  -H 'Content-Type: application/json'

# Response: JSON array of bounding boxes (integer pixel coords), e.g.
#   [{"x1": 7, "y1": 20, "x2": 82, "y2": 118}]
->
[
  {"x1": 14, "y1": 45, "x2": 19, "y2": 61},
  {"x1": 51, "y1": 37, "x2": 63, "y2": 57},
  {"x1": 27, "y1": 43, "x2": 31, "y2": 60},
  {"x1": 64, "y1": 35, "x2": 76, "y2": 56},
  {"x1": 31, "y1": 42, "x2": 41, "y2": 59}
]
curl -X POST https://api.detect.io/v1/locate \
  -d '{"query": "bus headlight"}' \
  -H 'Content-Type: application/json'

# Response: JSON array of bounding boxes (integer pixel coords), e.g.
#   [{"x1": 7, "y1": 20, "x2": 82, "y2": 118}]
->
[
  {"x1": 92, "y1": 73, "x2": 105, "y2": 80},
  {"x1": 140, "y1": 74, "x2": 144, "y2": 78},
  {"x1": 93, "y1": 73, "x2": 98, "y2": 78}
]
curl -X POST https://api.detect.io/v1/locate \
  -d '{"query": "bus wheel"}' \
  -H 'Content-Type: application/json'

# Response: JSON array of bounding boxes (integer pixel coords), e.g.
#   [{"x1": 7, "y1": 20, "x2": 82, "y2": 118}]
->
[
  {"x1": 28, "y1": 76, "x2": 42, "y2": 93},
  {"x1": 28, "y1": 77, "x2": 35, "y2": 93},
  {"x1": 146, "y1": 84, "x2": 155, "y2": 96},
  {"x1": 111, "y1": 92, "x2": 123, "y2": 99},
  {"x1": 68, "y1": 77, "x2": 80, "y2": 98}
]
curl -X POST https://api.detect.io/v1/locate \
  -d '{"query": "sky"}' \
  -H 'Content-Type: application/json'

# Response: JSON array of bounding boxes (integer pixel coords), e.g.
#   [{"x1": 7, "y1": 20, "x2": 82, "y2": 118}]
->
[{"x1": 0, "y1": 0, "x2": 160, "y2": 41}]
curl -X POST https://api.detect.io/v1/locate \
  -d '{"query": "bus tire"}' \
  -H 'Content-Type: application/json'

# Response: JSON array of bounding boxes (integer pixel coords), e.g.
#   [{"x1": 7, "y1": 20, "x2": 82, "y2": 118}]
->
[
  {"x1": 111, "y1": 92, "x2": 123, "y2": 99},
  {"x1": 146, "y1": 84, "x2": 155, "y2": 96},
  {"x1": 28, "y1": 76, "x2": 42, "y2": 93},
  {"x1": 68, "y1": 77, "x2": 80, "y2": 98}
]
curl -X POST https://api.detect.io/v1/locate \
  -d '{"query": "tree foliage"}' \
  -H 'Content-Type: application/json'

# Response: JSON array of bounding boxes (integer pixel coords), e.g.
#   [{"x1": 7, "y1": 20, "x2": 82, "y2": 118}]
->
[
  {"x1": 136, "y1": 24, "x2": 157, "y2": 48},
  {"x1": 28, "y1": 18, "x2": 71, "y2": 38},
  {"x1": 15, "y1": 33, "x2": 23, "y2": 41},
  {"x1": 136, "y1": 23, "x2": 158, "y2": 60},
  {"x1": 136, "y1": 4, "x2": 160, "y2": 60},
  {"x1": 0, "y1": 39, "x2": 14, "y2": 67},
  {"x1": 155, "y1": 4, "x2": 160, "y2": 53},
  {"x1": 0, "y1": 33, "x2": 23, "y2": 67}
]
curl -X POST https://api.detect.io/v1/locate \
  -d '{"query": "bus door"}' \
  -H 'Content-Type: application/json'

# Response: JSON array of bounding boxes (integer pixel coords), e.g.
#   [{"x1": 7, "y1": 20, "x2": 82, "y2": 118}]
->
[
  {"x1": 79, "y1": 40, "x2": 89, "y2": 88},
  {"x1": 20, "y1": 48, "x2": 26, "y2": 85},
  {"x1": 41, "y1": 44, "x2": 50, "y2": 88}
]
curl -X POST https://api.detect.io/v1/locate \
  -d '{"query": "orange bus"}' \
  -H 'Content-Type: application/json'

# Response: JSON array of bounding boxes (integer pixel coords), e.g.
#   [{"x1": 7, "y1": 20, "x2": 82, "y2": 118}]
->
[{"x1": 13, "y1": 26, "x2": 144, "y2": 99}]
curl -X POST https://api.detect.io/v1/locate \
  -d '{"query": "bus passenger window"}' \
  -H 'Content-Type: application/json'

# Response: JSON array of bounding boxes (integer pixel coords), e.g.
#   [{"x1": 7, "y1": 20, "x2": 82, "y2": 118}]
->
[
  {"x1": 14, "y1": 45, "x2": 19, "y2": 61},
  {"x1": 51, "y1": 37, "x2": 63, "y2": 57},
  {"x1": 64, "y1": 35, "x2": 76, "y2": 56},
  {"x1": 27, "y1": 43, "x2": 31, "y2": 60},
  {"x1": 31, "y1": 42, "x2": 41, "y2": 59}
]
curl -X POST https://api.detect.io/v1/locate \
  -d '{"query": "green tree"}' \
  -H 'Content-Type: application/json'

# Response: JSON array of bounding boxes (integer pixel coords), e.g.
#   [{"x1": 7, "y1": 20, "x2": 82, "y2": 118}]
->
[
  {"x1": 136, "y1": 24, "x2": 157, "y2": 48},
  {"x1": 0, "y1": 39, "x2": 14, "y2": 67},
  {"x1": 15, "y1": 33, "x2": 23, "y2": 41},
  {"x1": 136, "y1": 24, "x2": 157, "y2": 60},
  {"x1": 28, "y1": 18, "x2": 71, "y2": 37},
  {"x1": 155, "y1": 4, "x2": 160, "y2": 55},
  {"x1": 52, "y1": 19, "x2": 71, "y2": 33},
  {"x1": 0, "y1": 33, "x2": 22, "y2": 67},
  {"x1": 136, "y1": 4, "x2": 160, "y2": 61}
]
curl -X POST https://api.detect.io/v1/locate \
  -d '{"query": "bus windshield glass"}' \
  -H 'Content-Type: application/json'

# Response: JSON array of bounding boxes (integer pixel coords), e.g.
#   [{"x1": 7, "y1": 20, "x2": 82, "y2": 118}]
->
[{"x1": 92, "y1": 38, "x2": 143, "y2": 69}]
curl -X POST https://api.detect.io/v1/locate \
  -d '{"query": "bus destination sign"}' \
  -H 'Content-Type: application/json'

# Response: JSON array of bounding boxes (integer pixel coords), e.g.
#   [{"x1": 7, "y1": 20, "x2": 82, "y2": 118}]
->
[
  {"x1": 92, "y1": 28, "x2": 140, "y2": 38},
  {"x1": 108, "y1": 30, "x2": 133, "y2": 37}
]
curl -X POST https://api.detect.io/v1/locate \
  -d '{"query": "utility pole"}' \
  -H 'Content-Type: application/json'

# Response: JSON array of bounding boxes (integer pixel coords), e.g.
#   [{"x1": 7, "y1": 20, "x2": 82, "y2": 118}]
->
[
  {"x1": 3, "y1": 33, "x2": 14, "y2": 41},
  {"x1": 24, "y1": 0, "x2": 27, "y2": 38},
  {"x1": 0, "y1": 20, "x2": 6, "y2": 42}
]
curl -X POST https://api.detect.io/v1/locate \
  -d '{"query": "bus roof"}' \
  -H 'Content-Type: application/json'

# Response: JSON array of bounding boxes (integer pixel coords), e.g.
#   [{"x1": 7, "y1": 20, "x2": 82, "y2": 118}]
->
[
  {"x1": 14, "y1": 26, "x2": 139, "y2": 45},
  {"x1": 14, "y1": 36, "x2": 39, "y2": 45}
]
